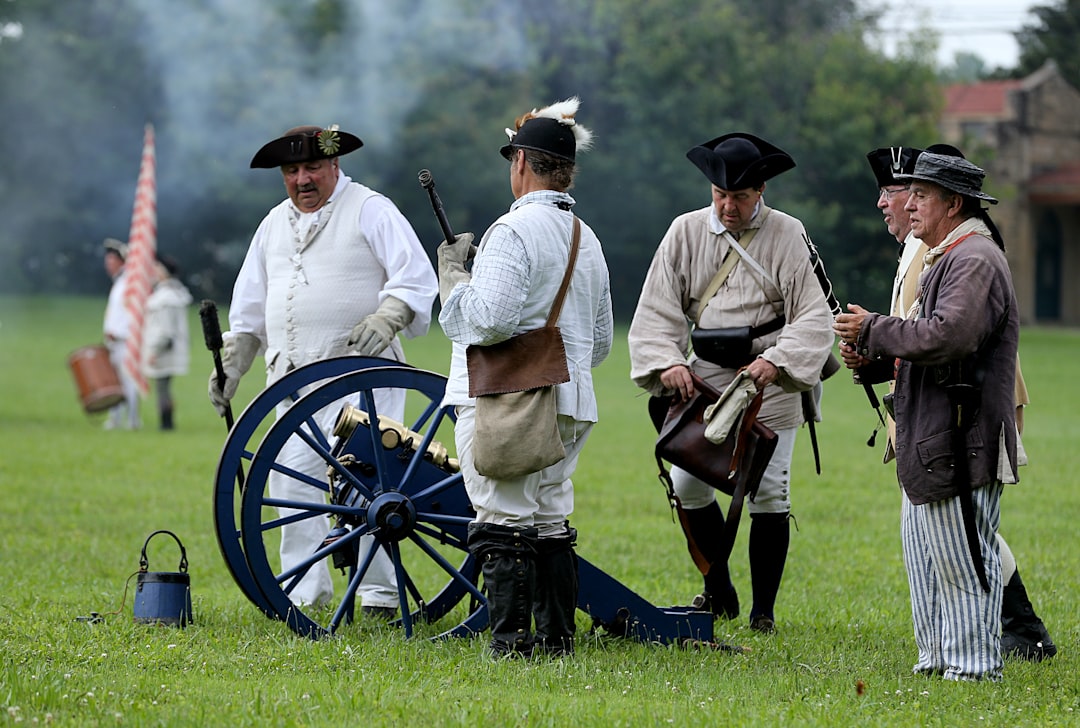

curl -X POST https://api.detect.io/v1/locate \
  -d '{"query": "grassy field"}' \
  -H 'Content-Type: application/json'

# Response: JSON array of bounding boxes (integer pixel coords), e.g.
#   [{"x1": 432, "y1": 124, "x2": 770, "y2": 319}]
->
[{"x1": 0, "y1": 295, "x2": 1077, "y2": 727}]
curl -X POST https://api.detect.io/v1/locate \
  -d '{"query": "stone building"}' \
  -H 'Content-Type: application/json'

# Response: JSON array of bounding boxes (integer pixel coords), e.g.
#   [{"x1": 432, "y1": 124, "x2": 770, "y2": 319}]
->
[{"x1": 941, "y1": 60, "x2": 1080, "y2": 325}]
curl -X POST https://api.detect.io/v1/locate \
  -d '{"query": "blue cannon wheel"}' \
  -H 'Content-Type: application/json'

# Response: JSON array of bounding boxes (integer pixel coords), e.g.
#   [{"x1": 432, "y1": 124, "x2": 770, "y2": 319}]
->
[
  {"x1": 213, "y1": 356, "x2": 398, "y2": 618},
  {"x1": 235, "y1": 363, "x2": 485, "y2": 639}
]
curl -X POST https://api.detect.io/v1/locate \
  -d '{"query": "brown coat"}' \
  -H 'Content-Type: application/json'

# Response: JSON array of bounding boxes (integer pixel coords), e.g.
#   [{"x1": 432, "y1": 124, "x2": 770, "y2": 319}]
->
[{"x1": 856, "y1": 232, "x2": 1019, "y2": 505}]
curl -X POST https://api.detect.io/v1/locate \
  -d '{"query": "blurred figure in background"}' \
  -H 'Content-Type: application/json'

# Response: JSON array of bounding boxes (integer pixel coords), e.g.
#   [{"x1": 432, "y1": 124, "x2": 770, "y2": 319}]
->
[
  {"x1": 142, "y1": 254, "x2": 192, "y2": 430},
  {"x1": 102, "y1": 237, "x2": 141, "y2": 430}
]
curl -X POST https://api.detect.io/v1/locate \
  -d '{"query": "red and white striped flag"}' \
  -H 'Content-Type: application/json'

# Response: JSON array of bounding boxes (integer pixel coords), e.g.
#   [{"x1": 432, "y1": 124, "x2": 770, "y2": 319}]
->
[{"x1": 121, "y1": 123, "x2": 158, "y2": 396}]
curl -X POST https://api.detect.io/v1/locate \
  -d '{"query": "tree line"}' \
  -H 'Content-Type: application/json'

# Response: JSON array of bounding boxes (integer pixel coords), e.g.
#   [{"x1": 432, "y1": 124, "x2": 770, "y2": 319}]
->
[{"x1": 1, "y1": 0, "x2": 1074, "y2": 320}]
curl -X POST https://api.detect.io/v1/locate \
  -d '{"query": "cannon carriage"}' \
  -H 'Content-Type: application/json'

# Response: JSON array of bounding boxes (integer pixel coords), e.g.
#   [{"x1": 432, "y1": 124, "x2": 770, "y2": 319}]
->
[{"x1": 213, "y1": 356, "x2": 717, "y2": 645}]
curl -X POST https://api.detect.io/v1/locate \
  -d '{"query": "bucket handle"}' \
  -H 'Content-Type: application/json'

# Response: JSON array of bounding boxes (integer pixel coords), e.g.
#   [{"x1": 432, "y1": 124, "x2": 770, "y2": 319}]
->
[{"x1": 139, "y1": 530, "x2": 189, "y2": 574}]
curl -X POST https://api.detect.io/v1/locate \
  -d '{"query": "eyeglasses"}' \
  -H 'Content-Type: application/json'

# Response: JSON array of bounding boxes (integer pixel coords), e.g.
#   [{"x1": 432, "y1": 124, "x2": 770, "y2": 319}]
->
[{"x1": 878, "y1": 185, "x2": 910, "y2": 201}]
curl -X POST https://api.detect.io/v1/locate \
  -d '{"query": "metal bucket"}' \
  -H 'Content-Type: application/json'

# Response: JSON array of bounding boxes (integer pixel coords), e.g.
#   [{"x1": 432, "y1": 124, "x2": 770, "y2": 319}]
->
[{"x1": 133, "y1": 530, "x2": 193, "y2": 627}]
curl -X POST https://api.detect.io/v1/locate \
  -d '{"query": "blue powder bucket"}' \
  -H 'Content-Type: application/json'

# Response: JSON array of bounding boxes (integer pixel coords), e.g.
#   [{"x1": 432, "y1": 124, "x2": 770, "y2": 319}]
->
[{"x1": 133, "y1": 530, "x2": 193, "y2": 627}]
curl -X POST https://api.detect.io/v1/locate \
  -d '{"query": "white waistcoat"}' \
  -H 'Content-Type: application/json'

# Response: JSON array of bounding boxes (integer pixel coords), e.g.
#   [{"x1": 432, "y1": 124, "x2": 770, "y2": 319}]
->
[{"x1": 261, "y1": 182, "x2": 401, "y2": 378}]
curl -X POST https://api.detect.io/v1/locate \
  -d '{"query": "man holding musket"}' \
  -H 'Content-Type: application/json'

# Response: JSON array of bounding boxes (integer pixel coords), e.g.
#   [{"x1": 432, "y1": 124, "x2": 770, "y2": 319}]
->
[
  {"x1": 437, "y1": 98, "x2": 613, "y2": 657},
  {"x1": 835, "y1": 152, "x2": 1019, "y2": 681}
]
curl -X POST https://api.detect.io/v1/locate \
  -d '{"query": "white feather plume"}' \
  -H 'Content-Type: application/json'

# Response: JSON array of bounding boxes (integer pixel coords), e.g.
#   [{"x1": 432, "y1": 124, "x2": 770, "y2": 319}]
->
[{"x1": 511, "y1": 96, "x2": 594, "y2": 153}]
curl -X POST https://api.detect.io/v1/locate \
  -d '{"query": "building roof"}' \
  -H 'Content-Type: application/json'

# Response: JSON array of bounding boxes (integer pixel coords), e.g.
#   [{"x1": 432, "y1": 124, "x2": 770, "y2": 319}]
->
[
  {"x1": 943, "y1": 79, "x2": 1023, "y2": 117},
  {"x1": 1029, "y1": 161, "x2": 1080, "y2": 204}
]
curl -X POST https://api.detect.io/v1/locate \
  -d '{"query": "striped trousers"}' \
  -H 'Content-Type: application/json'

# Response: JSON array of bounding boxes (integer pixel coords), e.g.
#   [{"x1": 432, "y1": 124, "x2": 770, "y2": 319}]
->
[{"x1": 901, "y1": 482, "x2": 1003, "y2": 681}]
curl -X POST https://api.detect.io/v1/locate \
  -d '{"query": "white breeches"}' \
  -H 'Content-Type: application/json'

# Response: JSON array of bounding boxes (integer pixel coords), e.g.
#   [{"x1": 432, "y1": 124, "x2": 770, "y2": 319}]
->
[
  {"x1": 454, "y1": 406, "x2": 592, "y2": 538},
  {"x1": 269, "y1": 385, "x2": 404, "y2": 608}
]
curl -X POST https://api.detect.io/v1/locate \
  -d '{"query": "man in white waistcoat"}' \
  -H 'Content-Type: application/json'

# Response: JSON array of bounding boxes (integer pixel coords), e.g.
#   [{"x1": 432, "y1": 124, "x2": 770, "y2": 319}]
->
[
  {"x1": 438, "y1": 98, "x2": 614, "y2": 657},
  {"x1": 209, "y1": 125, "x2": 438, "y2": 613}
]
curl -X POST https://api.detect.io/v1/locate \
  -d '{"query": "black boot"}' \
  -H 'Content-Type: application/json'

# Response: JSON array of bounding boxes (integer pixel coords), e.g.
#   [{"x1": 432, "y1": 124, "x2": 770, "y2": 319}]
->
[
  {"x1": 160, "y1": 407, "x2": 174, "y2": 431},
  {"x1": 748, "y1": 512, "x2": 790, "y2": 633},
  {"x1": 1000, "y1": 569, "x2": 1056, "y2": 661},
  {"x1": 683, "y1": 502, "x2": 739, "y2": 619},
  {"x1": 533, "y1": 526, "x2": 579, "y2": 657},
  {"x1": 468, "y1": 523, "x2": 538, "y2": 657}
]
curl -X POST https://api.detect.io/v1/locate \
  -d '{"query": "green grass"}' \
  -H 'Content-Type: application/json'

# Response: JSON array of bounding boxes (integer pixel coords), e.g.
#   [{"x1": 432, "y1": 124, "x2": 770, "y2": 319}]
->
[{"x1": 0, "y1": 296, "x2": 1077, "y2": 727}]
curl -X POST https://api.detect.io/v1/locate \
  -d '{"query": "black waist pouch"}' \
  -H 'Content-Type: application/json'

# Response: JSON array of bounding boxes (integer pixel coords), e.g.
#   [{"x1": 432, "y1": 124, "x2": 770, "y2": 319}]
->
[
  {"x1": 692, "y1": 316, "x2": 785, "y2": 369},
  {"x1": 692, "y1": 326, "x2": 753, "y2": 368}
]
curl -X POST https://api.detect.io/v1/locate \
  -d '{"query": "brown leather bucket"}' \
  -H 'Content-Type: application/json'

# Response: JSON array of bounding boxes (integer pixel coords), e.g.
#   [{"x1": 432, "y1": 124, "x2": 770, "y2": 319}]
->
[{"x1": 68, "y1": 345, "x2": 124, "y2": 413}]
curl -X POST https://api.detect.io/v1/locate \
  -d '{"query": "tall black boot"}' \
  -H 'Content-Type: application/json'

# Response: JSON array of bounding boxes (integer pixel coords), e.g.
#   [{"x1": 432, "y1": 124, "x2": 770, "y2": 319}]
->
[
  {"x1": 160, "y1": 407, "x2": 174, "y2": 431},
  {"x1": 1000, "y1": 569, "x2": 1056, "y2": 661},
  {"x1": 683, "y1": 502, "x2": 739, "y2": 619},
  {"x1": 468, "y1": 523, "x2": 538, "y2": 657},
  {"x1": 748, "y1": 512, "x2": 790, "y2": 633},
  {"x1": 533, "y1": 526, "x2": 579, "y2": 657}
]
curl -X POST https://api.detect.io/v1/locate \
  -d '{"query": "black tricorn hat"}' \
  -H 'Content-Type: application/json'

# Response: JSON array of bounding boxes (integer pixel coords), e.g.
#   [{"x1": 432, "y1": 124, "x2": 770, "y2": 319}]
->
[
  {"x1": 866, "y1": 146, "x2": 924, "y2": 187},
  {"x1": 250, "y1": 125, "x2": 363, "y2": 169},
  {"x1": 686, "y1": 132, "x2": 795, "y2": 190}
]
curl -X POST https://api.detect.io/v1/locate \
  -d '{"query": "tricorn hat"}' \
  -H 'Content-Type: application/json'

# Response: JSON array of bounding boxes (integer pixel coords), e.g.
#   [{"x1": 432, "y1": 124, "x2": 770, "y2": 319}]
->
[
  {"x1": 103, "y1": 237, "x2": 129, "y2": 260},
  {"x1": 250, "y1": 125, "x2": 363, "y2": 169},
  {"x1": 896, "y1": 152, "x2": 998, "y2": 204},
  {"x1": 686, "y1": 132, "x2": 795, "y2": 190},
  {"x1": 866, "y1": 146, "x2": 924, "y2": 187},
  {"x1": 500, "y1": 97, "x2": 594, "y2": 162}
]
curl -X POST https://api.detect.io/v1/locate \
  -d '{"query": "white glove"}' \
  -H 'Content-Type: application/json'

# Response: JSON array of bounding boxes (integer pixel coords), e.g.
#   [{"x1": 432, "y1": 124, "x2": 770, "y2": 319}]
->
[
  {"x1": 208, "y1": 331, "x2": 261, "y2": 417},
  {"x1": 347, "y1": 296, "x2": 415, "y2": 357},
  {"x1": 437, "y1": 233, "x2": 475, "y2": 305}
]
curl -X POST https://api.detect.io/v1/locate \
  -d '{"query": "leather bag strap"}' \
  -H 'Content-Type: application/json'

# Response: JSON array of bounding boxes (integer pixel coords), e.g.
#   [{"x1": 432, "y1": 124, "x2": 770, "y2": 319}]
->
[{"x1": 546, "y1": 216, "x2": 581, "y2": 327}]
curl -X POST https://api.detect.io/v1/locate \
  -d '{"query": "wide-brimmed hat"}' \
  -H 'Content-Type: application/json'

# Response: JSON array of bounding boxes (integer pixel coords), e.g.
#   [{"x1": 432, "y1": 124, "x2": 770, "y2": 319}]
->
[
  {"x1": 896, "y1": 152, "x2": 998, "y2": 204},
  {"x1": 866, "y1": 146, "x2": 923, "y2": 187},
  {"x1": 103, "y1": 237, "x2": 129, "y2": 260},
  {"x1": 250, "y1": 125, "x2": 362, "y2": 169},
  {"x1": 686, "y1": 132, "x2": 795, "y2": 190},
  {"x1": 500, "y1": 97, "x2": 593, "y2": 162}
]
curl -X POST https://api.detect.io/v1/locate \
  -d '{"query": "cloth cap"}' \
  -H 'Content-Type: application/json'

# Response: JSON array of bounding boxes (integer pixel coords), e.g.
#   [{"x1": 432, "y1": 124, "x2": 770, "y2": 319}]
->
[
  {"x1": 250, "y1": 125, "x2": 363, "y2": 169},
  {"x1": 686, "y1": 132, "x2": 795, "y2": 190},
  {"x1": 866, "y1": 146, "x2": 923, "y2": 187},
  {"x1": 103, "y1": 237, "x2": 129, "y2": 260},
  {"x1": 897, "y1": 152, "x2": 998, "y2": 204}
]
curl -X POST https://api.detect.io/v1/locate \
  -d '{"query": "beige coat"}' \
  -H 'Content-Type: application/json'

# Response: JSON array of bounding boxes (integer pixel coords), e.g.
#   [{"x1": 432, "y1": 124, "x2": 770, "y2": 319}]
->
[{"x1": 629, "y1": 203, "x2": 833, "y2": 430}]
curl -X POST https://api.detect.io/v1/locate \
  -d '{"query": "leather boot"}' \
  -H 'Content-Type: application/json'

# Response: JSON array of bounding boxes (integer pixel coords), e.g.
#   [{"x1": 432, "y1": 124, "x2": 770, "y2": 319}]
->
[
  {"x1": 1000, "y1": 569, "x2": 1056, "y2": 661},
  {"x1": 533, "y1": 526, "x2": 578, "y2": 657},
  {"x1": 748, "y1": 512, "x2": 790, "y2": 633},
  {"x1": 684, "y1": 502, "x2": 739, "y2": 619},
  {"x1": 160, "y1": 407, "x2": 174, "y2": 431},
  {"x1": 468, "y1": 523, "x2": 538, "y2": 657}
]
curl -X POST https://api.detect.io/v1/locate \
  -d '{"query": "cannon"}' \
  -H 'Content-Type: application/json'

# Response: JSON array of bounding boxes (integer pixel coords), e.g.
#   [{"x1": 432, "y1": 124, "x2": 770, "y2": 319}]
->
[{"x1": 213, "y1": 357, "x2": 718, "y2": 645}]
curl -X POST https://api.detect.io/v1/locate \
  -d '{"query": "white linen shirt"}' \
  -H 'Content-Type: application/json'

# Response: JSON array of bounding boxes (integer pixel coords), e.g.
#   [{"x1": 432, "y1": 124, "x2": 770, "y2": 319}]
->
[{"x1": 440, "y1": 191, "x2": 613, "y2": 422}]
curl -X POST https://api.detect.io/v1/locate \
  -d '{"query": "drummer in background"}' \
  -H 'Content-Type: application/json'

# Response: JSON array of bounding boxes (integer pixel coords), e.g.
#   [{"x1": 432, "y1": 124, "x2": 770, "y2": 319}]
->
[{"x1": 102, "y1": 237, "x2": 141, "y2": 430}]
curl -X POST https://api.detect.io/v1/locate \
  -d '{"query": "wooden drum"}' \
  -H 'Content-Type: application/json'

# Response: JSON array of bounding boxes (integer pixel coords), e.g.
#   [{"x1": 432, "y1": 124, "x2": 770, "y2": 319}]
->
[{"x1": 68, "y1": 344, "x2": 124, "y2": 413}]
